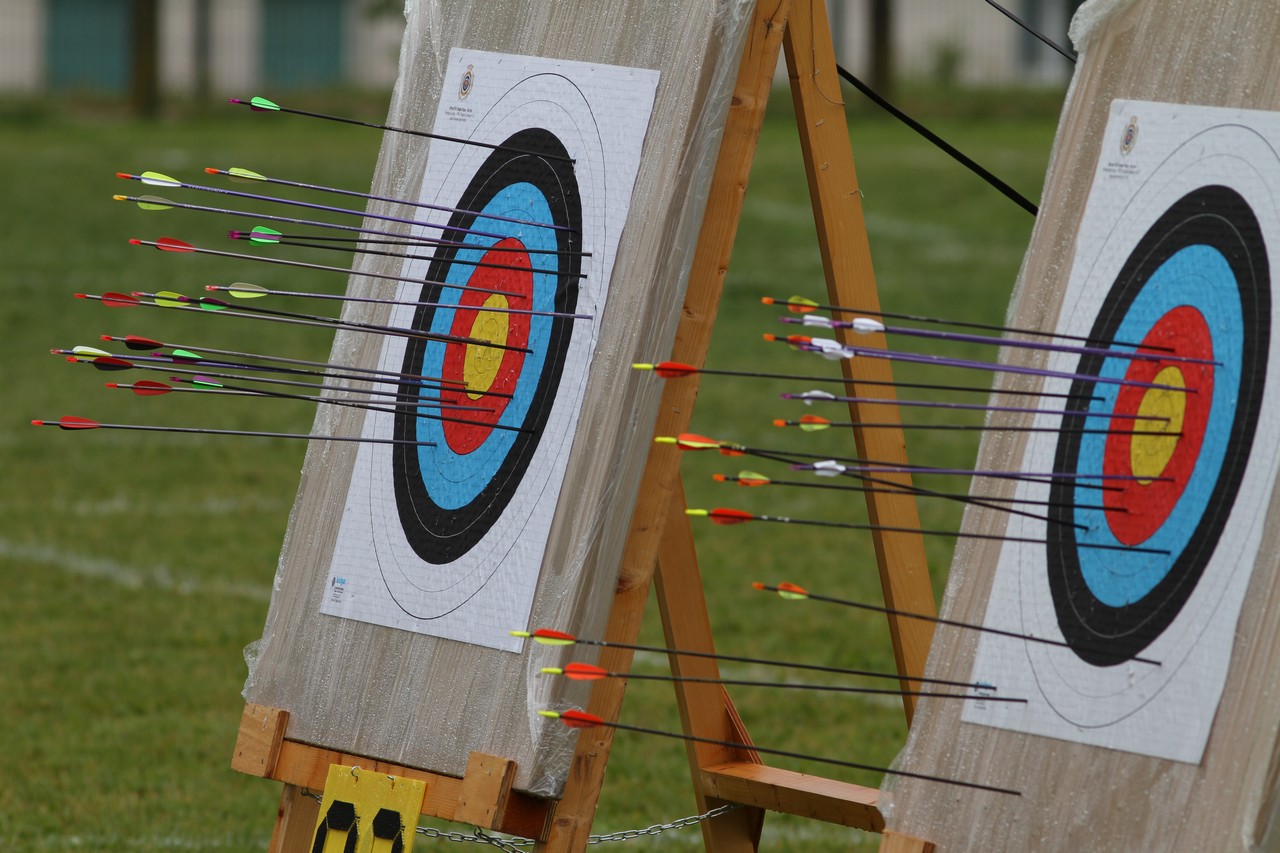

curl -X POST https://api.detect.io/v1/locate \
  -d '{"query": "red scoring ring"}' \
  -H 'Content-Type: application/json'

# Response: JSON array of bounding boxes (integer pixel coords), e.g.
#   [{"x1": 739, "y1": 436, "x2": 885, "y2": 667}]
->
[
  {"x1": 1102, "y1": 306, "x2": 1214, "y2": 545},
  {"x1": 440, "y1": 238, "x2": 532, "y2": 454}
]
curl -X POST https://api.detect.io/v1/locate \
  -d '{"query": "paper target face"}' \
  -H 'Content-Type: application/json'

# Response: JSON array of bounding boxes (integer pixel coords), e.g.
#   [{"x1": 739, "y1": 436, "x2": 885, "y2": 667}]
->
[
  {"x1": 391, "y1": 125, "x2": 584, "y2": 568},
  {"x1": 322, "y1": 50, "x2": 659, "y2": 650},
  {"x1": 965, "y1": 101, "x2": 1280, "y2": 763}
]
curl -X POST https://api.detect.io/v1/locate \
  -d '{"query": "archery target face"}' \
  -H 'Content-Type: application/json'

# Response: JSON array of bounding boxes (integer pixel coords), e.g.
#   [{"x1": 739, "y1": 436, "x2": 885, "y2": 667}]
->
[
  {"x1": 322, "y1": 50, "x2": 658, "y2": 650},
  {"x1": 964, "y1": 101, "x2": 1280, "y2": 763}
]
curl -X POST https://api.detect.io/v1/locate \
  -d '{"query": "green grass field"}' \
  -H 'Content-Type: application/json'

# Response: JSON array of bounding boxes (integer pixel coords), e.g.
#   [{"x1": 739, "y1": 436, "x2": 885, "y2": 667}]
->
[{"x1": 0, "y1": 87, "x2": 1061, "y2": 850}]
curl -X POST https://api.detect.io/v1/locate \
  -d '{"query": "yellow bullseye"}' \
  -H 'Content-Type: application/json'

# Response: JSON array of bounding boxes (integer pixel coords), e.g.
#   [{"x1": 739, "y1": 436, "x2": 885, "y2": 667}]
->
[
  {"x1": 1130, "y1": 366, "x2": 1186, "y2": 484},
  {"x1": 462, "y1": 294, "x2": 511, "y2": 399}
]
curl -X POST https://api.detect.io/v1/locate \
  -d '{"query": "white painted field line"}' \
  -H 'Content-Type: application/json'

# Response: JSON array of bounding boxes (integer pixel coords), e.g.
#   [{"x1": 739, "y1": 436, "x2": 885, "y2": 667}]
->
[{"x1": 0, "y1": 538, "x2": 271, "y2": 602}]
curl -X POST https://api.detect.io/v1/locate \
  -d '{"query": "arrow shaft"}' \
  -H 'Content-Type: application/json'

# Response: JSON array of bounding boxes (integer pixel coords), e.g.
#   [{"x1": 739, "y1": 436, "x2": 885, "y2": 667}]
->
[
  {"x1": 590, "y1": 717, "x2": 1020, "y2": 797},
  {"x1": 129, "y1": 239, "x2": 521, "y2": 298},
  {"x1": 229, "y1": 98, "x2": 576, "y2": 164},
  {"x1": 34, "y1": 419, "x2": 434, "y2": 445},
  {"x1": 207, "y1": 284, "x2": 592, "y2": 320},
  {"x1": 209, "y1": 167, "x2": 574, "y2": 233},
  {"x1": 758, "y1": 584, "x2": 1159, "y2": 667}
]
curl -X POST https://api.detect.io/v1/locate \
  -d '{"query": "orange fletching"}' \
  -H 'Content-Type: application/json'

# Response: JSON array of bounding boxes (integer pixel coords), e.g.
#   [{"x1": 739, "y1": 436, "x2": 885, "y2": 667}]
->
[
  {"x1": 560, "y1": 709, "x2": 604, "y2": 729},
  {"x1": 708, "y1": 507, "x2": 755, "y2": 525},
  {"x1": 563, "y1": 663, "x2": 608, "y2": 681},
  {"x1": 653, "y1": 361, "x2": 698, "y2": 378}
]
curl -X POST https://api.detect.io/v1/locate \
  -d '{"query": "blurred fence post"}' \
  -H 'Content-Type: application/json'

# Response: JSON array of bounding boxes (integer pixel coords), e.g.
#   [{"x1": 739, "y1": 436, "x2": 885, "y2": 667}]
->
[
  {"x1": 130, "y1": 0, "x2": 159, "y2": 117},
  {"x1": 869, "y1": 0, "x2": 893, "y2": 96}
]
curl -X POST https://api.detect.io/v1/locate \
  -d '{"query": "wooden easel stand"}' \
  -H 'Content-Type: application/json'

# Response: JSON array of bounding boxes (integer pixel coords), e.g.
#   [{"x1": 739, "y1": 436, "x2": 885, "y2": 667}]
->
[{"x1": 234, "y1": 3, "x2": 939, "y2": 850}]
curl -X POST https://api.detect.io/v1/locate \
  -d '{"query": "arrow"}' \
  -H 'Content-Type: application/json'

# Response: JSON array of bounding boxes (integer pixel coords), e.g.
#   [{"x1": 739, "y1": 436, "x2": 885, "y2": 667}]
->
[
  {"x1": 65, "y1": 355, "x2": 528, "y2": 433},
  {"x1": 779, "y1": 314, "x2": 1215, "y2": 366},
  {"x1": 80, "y1": 290, "x2": 523, "y2": 354},
  {"x1": 205, "y1": 166, "x2": 575, "y2": 233},
  {"x1": 754, "y1": 581, "x2": 1159, "y2": 666},
  {"x1": 539, "y1": 661, "x2": 1026, "y2": 703},
  {"x1": 781, "y1": 388, "x2": 1165, "y2": 423},
  {"x1": 772, "y1": 413, "x2": 1179, "y2": 438},
  {"x1": 510, "y1": 628, "x2": 988, "y2": 690},
  {"x1": 789, "y1": 456, "x2": 1166, "y2": 488},
  {"x1": 712, "y1": 471, "x2": 1108, "y2": 513},
  {"x1": 130, "y1": 288, "x2": 530, "y2": 354},
  {"x1": 117, "y1": 172, "x2": 547, "y2": 244},
  {"x1": 126, "y1": 237, "x2": 523, "y2": 298},
  {"x1": 226, "y1": 228, "x2": 589, "y2": 259},
  {"x1": 97, "y1": 334, "x2": 493, "y2": 396},
  {"x1": 762, "y1": 295, "x2": 1158, "y2": 351},
  {"x1": 221, "y1": 228, "x2": 579, "y2": 279},
  {"x1": 685, "y1": 506, "x2": 1168, "y2": 554},
  {"x1": 151, "y1": 376, "x2": 512, "y2": 431},
  {"x1": 656, "y1": 433, "x2": 1159, "y2": 491},
  {"x1": 632, "y1": 360, "x2": 1094, "y2": 402},
  {"x1": 227, "y1": 96, "x2": 575, "y2": 164},
  {"x1": 205, "y1": 282, "x2": 593, "y2": 320},
  {"x1": 764, "y1": 334, "x2": 1196, "y2": 393},
  {"x1": 31, "y1": 416, "x2": 436, "y2": 445},
  {"x1": 537, "y1": 709, "x2": 1020, "y2": 796},
  {"x1": 112, "y1": 194, "x2": 581, "y2": 258}
]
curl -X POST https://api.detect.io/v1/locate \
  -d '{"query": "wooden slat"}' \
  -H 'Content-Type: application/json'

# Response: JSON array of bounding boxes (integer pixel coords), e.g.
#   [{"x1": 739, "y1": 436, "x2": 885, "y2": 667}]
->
[
  {"x1": 782, "y1": 0, "x2": 937, "y2": 723},
  {"x1": 657, "y1": 482, "x2": 767, "y2": 851},
  {"x1": 269, "y1": 784, "x2": 321, "y2": 853},
  {"x1": 232, "y1": 703, "x2": 289, "y2": 778},
  {"x1": 536, "y1": 3, "x2": 793, "y2": 850},
  {"x1": 454, "y1": 752, "x2": 518, "y2": 829},
  {"x1": 267, "y1": 738, "x2": 551, "y2": 841},
  {"x1": 879, "y1": 831, "x2": 937, "y2": 853},
  {"x1": 700, "y1": 761, "x2": 884, "y2": 832}
]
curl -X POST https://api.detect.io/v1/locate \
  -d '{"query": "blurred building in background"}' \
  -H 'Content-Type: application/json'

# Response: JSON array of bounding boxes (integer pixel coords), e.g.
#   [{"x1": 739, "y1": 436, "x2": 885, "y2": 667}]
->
[
  {"x1": 0, "y1": 0, "x2": 403, "y2": 96},
  {"x1": 0, "y1": 0, "x2": 1082, "y2": 98}
]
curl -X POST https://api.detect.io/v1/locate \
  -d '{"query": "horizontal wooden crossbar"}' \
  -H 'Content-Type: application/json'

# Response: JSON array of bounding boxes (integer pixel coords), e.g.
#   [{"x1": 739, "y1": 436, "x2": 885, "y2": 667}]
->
[
  {"x1": 231, "y1": 703, "x2": 551, "y2": 841},
  {"x1": 700, "y1": 761, "x2": 884, "y2": 832}
]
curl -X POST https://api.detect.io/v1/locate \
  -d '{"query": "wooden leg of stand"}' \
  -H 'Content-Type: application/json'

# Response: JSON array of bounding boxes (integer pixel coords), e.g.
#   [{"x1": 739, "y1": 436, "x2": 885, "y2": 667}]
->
[
  {"x1": 535, "y1": 3, "x2": 790, "y2": 851},
  {"x1": 783, "y1": 0, "x2": 937, "y2": 724},
  {"x1": 880, "y1": 829, "x2": 937, "y2": 853},
  {"x1": 269, "y1": 783, "x2": 321, "y2": 853},
  {"x1": 657, "y1": 481, "x2": 765, "y2": 852}
]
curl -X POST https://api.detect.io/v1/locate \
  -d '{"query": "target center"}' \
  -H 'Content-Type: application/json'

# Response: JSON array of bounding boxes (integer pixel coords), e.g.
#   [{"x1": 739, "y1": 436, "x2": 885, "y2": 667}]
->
[
  {"x1": 463, "y1": 294, "x2": 512, "y2": 399},
  {"x1": 1130, "y1": 366, "x2": 1186, "y2": 483}
]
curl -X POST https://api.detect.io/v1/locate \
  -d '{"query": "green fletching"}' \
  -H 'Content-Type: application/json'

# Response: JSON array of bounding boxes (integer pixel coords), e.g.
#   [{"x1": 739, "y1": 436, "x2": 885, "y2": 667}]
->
[
  {"x1": 193, "y1": 378, "x2": 223, "y2": 388},
  {"x1": 248, "y1": 227, "x2": 282, "y2": 244},
  {"x1": 228, "y1": 282, "x2": 269, "y2": 298},
  {"x1": 228, "y1": 167, "x2": 267, "y2": 182},
  {"x1": 153, "y1": 291, "x2": 188, "y2": 308},
  {"x1": 250, "y1": 96, "x2": 280, "y2": 111},
  {"x1": 139, "y1": 171, "x2": 180, "y2": 188},
  {"x1": 136, "y1": 195, "x2": 174, "y2": 211},
  {"x1": 170, "y1": 349, "x2": 201, "y2": 360}
]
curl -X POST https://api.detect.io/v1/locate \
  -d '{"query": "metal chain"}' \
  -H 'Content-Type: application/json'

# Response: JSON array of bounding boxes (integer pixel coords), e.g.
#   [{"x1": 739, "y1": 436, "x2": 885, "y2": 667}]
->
[
  {"x1": 302, "y1": 787, "x2": 742, "y2": 846},
  {"x1": 416, "y1": 802, "x2": 742, "y2": 847}
]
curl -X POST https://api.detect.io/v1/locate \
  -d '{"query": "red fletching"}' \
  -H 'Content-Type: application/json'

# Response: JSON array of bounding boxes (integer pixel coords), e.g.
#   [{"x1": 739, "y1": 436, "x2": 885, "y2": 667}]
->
[
  {"x1": 653, "y1": 361, "x2": 698, "y2": 378},
  {"x1": 130, "y1": 380, "x2": 172, "y2": 396},
  {"x1": 559, "y1": 709, "x2": 604, "y2": 729},
  {"x1": 89, "y1": 357, "x2": 132, "y2": 372},
  {"x1": 156, "y1": 237, "x2": 195, "y2": 253},
  {"x1": 562, "y1": 663, "x2": 608, "y2": 681},
  {"x1": 532, "y1": 628, "x2": 576, "y2": 644},
  {"x1": 57, "y1": 416, "x2": 100, "y2": 430},
  {"x1": 101, "y1": 292, "x2": 140, "y2": 308},
  {"x1": 675, "y1": 433, "x2": 720, "y2": 451},
  {"x1": 122, "y1": 335, "x2": 163, "y2": 350},
  {"x1": 708, "y1": 507, "x2": 755, "y2": 526}
]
